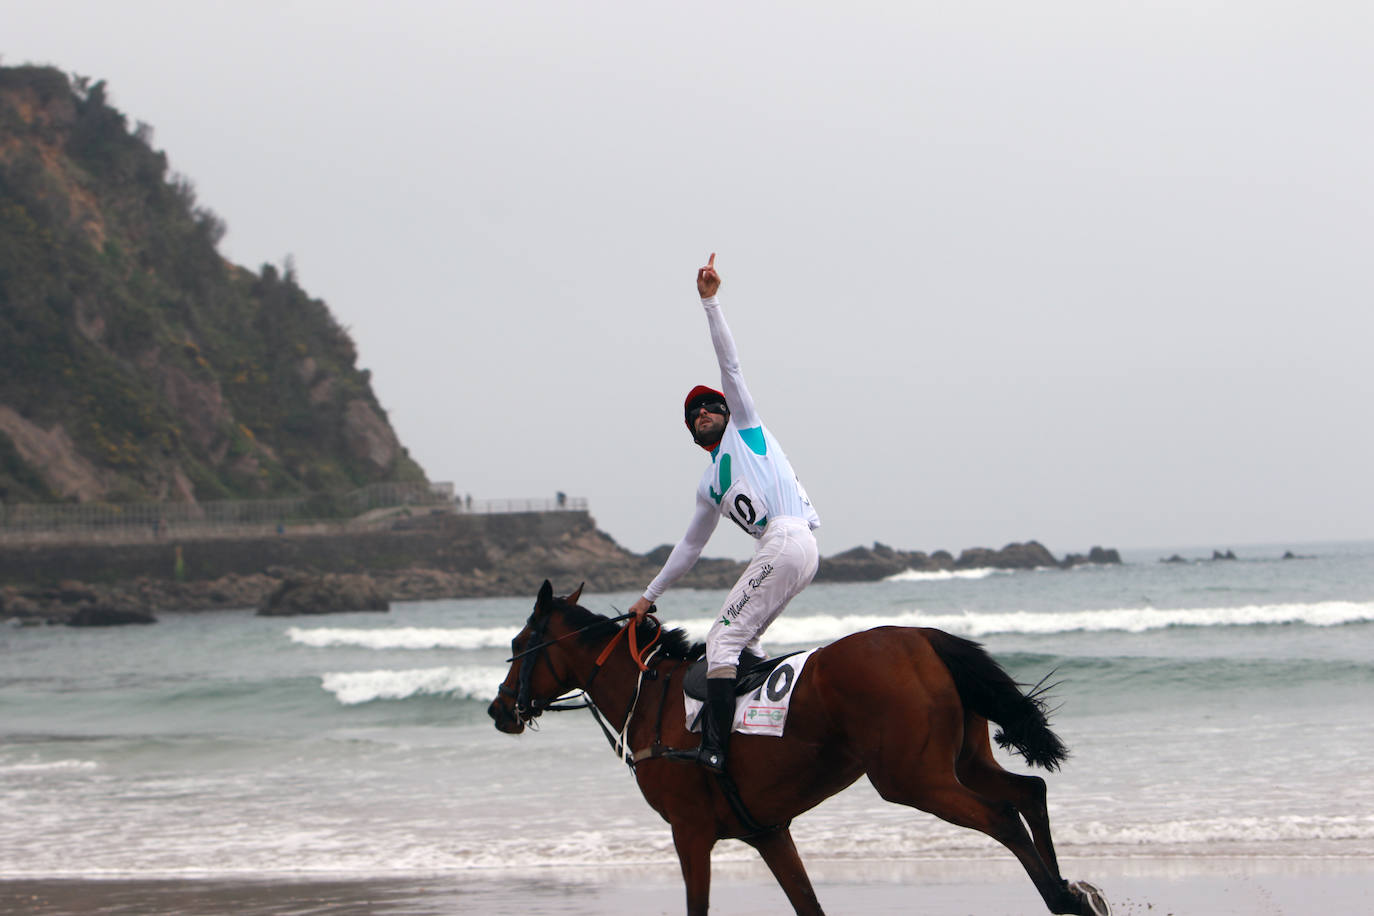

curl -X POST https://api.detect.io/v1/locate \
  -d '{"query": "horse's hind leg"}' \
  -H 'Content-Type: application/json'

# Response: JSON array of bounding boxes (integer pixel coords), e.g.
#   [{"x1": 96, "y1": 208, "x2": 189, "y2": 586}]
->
[
  {"x1": 956, "y1": 730, "x2": 1112, "y2": 914},
  {"x1": 865, "y1": 706, "x2": 1087, "y2": 916},
  {"x1": 875, "y1": 773, "x2": 1088, "y2": 915},
  {"x1": 744, "y1": 827, "x2": 825, "y2": 916},
  {"x1": 958, "y1": 713, "x2": 1062, "y2": 878}
]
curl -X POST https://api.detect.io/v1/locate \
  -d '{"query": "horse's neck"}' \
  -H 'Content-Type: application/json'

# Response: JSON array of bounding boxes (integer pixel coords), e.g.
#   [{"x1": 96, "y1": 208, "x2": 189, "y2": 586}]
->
[{"x1": 563, "y1": 639, "x2": 653, "y2": 726}]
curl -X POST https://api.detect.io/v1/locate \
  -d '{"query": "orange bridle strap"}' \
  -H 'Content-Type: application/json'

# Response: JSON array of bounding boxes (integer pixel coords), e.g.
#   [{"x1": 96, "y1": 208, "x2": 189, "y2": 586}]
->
[{"x1": 594, "y1": 614, "x2": 662, "y2": 672}]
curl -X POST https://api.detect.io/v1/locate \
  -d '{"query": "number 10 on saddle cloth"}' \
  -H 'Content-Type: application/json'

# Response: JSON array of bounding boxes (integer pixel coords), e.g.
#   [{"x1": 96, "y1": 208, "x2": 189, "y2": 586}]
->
[{"x1": 683, "y1": 649, "x2": 818, "y2": 737}]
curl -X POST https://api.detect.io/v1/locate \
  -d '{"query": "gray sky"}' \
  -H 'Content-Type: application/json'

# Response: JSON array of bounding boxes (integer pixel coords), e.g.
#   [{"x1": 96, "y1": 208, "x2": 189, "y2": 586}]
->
[{"x1": 8, "y1": 1, "x2": 1372, "y2": 560}]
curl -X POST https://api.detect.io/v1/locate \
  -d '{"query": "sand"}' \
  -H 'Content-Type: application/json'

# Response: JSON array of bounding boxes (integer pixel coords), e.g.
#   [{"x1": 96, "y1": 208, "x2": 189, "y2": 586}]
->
[{"x1": 3, "y1": 857, "x2": 1370, "y2": 915}]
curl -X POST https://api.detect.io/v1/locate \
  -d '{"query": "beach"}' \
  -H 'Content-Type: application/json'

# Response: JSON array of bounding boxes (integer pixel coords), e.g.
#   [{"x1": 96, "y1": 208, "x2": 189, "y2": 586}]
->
[{"x1": 4, "y1": 858, "x2": 1372, "y2": 914}]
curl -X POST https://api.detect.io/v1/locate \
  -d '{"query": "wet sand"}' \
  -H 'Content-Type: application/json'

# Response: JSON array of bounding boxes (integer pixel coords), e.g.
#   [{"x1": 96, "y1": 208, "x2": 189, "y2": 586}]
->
[{"x1": 3, "y1": 857, "x2": 1369, "y2": 915}]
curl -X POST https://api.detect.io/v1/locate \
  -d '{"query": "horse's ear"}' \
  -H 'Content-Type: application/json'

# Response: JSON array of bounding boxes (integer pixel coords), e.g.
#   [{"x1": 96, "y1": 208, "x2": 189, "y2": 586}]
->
[
  {"x1": 567, "y1": 582, "x2": 584, "y2": 605},
  {"x1": 536, "y1": 579, "x2": 554, "y2": 610}
]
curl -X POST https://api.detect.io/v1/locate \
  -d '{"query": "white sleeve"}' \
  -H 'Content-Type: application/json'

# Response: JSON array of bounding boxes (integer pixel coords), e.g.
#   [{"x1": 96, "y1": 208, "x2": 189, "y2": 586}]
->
[
  {"x1": 642, "y1": 495, "x2": 720, "y2": 602},
  {"x1": 701, "y1": 295, "x2": 762, "y2": 429}
]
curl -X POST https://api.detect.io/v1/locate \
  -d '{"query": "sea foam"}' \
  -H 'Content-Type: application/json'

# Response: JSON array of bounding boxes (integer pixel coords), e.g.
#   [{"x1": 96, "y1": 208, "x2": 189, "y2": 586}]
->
[
  {"x1": 889, "y1": 600, "x2": 1374, "y2": 638},
  {"x1": 320, "y1": 665, "x2": 507, "y2": 705},
  {"x1": 288, "y1": 626, "x2": 505, "y2": 650},
  {"x1": 883, "y1": 567, "x2": 1009, "y2": 582},
  {"x1": 291, "y1": 600, "x2": 1374, "y2": 654},
  {"x1": 0, "y1": 758, "x2": 100, "y2": 775},
  {"x1": 426, "y1": 811, "x2": 1374, "y2": 870},
  {"x1": 678, "y1": 600, "x2": 1374, "y2": 643}
]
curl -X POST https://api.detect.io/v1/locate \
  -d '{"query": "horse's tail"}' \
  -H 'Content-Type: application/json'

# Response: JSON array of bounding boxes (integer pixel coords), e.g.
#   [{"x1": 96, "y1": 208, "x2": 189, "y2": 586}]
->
[{"x1": 921, "y1": 628, "x2": 1068, "y2": 772}]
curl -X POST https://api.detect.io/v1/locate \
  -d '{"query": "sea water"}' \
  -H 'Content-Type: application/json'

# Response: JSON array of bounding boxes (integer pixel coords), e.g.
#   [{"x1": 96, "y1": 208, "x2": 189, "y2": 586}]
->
[{"x1": 2, "y1": 540, "x2": 1372, "y2": 878}]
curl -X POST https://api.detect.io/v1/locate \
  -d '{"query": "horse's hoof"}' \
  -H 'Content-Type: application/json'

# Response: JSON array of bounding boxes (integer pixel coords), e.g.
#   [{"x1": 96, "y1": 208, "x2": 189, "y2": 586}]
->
[{"x1": 1068, "y1": 880, "x2": 1111, "y2": 916}]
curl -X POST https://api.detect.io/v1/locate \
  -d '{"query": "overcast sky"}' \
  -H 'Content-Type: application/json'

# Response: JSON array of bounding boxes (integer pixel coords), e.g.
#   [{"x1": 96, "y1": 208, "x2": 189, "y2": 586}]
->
[{"x1": 8, "y1": 1, "x2": 1371, "y2": 559}]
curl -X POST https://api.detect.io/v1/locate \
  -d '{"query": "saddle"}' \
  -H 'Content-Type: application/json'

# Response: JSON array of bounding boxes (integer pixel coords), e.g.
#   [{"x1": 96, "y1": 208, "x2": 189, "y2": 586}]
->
[{"x1": 682, "y1": 649, "x2": 805, "y2": 701}]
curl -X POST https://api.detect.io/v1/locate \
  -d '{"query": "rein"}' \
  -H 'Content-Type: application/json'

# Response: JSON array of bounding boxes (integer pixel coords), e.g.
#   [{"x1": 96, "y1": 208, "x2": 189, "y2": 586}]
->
[
  {"x1": 592, "y1": 611, "x2": 662, "y2": 672},
  {"x1": 504, "y1": 611, "x2": 636, "y2": 663}
]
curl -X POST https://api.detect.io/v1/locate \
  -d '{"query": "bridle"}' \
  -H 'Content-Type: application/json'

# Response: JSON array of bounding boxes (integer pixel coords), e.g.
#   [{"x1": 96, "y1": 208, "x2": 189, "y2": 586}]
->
[
  {"x1": 497, "y1": 607, "x2": 606, "y2": 721},
  {"x1": 497, "y1": 601, "x2": 663, "y2": 763}
]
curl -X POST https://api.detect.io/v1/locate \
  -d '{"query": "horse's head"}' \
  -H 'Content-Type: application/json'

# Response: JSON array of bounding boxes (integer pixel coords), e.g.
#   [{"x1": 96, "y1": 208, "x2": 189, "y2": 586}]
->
[{"x1": 488, "y1": 580, "x2": 584, "y2": 734}]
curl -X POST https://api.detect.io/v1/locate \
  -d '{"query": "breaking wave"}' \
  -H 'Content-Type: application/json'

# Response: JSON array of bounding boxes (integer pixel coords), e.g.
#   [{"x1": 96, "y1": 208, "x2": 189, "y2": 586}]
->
[
  {"x1": 883, "y1": 567, "x2": 1010, "y2": 582},
  {"x1": 320, "y1": 666, "x2": 506, "y2": 705},
  {"x1": 289, "y1": 600, "x2": 1374, "y2": 654},
  {"x1": 288, "y1": 626, "x2": 505, "y2": 650}
]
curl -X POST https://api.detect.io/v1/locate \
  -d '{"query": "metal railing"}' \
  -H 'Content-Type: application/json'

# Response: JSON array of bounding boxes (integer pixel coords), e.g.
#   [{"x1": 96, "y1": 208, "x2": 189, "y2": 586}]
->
[
  {"x1": 0, "y1": 484, "x2": 586, "y2": 544},
  {"x1": 457, "y1": 497, "x2": 588, "y2": 514}
]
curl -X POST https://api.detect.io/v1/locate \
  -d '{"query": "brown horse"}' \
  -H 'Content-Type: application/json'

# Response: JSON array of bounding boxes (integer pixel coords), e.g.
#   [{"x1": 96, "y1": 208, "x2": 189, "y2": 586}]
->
[{"x1": 488, "y1": 581, "x2": 1111, "y2": 916}]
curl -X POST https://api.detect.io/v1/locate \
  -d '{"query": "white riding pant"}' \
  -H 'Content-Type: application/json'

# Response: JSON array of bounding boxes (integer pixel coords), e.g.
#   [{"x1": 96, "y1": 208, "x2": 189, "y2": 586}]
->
[{"x1": 705, "y1": 517, "x2": 819, "y2": 676}]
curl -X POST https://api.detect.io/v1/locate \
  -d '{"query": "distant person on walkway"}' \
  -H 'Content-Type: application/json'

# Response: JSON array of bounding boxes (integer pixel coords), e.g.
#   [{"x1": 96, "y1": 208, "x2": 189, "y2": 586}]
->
[
  {"x1": 628, "y1": 253, "x2": 820, "y2": 773},
  {"x1": 556, "y1": 491, "x2": 567, "y2": 509}
]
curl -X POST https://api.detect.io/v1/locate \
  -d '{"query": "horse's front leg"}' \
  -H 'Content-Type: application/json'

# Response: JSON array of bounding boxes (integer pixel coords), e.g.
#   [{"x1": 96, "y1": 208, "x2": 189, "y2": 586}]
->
[
  {"x1": 744, "y1": 827, "x2": 825, "y2": 915},
  {"x1": 671, "y1": 820, "x2": 716, "y2": 916}
]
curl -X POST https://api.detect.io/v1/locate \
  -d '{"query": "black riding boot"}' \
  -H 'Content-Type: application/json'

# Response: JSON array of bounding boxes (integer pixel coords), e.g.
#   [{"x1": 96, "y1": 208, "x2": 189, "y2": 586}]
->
[{"x1": 666, "y1": 676, "x2": 734, "y2": 774}]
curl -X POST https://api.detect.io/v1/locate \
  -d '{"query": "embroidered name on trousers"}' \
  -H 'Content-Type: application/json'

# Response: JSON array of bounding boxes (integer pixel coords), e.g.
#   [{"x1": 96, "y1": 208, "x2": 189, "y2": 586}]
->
[{"x1": 721, "y1": 563, "x2": 774, "y2": 623}]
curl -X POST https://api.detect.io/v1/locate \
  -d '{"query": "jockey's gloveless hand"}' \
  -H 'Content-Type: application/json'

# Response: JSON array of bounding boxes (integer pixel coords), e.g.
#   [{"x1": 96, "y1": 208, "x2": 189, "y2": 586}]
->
[
  {"x1": 628, "y1": 596, "x2": 654, "y2": 622},
  {"x1": 697, "y1": 252, "x2": 720, "y2": 298}
]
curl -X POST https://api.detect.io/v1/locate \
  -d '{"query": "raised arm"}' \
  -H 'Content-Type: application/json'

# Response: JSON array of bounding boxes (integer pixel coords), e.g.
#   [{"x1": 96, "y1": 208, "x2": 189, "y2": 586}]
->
[{"x1": 697, "y1": 254, "x2": 761, "y2": 429}]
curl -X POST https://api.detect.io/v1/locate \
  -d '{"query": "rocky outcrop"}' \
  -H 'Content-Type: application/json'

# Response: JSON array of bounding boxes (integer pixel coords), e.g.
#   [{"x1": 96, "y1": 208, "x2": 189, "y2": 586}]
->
[
  {"x1": 1160, "y1": 549, "x2": 1253, "y2": 564},
  {"x1": 1062, "y1": 546, "x2": 1123, "y2": 568},
  {"x1": 66, "y1": 605, "x2": 156, "y2": 626},
  {"x1": 2, "y1": 578, "x2": 156, "y2": 625},
  {"x1": 256, "y1": 571, "x2": 389, "y2": 616},
  {"x1": 342, "y1": 399, "x2": 402, "y2": 471},
  {"x1": 815, "y1": 540, "x2": 1117, "y2": 582},
  {"x1": 955, "y1": 541, "x2": 1060, "y2": 570},
  {"x1": 816, "y1": 543, "x2": 937, "y2": 582},
  {"x1": 3, "y1": 572, "x2": 279, "y2": 624},
  {"x1": 0, "y1": 405, "x2": 114, "y2": 502}
]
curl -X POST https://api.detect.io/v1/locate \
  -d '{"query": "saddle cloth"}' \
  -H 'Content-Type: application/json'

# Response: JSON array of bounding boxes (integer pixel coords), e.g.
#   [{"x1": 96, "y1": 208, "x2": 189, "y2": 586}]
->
[{"x1": 684, "y1": 648, "x2": 818, "y2": 738}]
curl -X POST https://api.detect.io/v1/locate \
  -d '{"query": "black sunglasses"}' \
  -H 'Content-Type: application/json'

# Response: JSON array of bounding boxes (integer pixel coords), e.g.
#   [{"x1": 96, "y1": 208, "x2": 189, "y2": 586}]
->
[{"x1": 686, "y1": 402, "x2": 728, "y2": 421}]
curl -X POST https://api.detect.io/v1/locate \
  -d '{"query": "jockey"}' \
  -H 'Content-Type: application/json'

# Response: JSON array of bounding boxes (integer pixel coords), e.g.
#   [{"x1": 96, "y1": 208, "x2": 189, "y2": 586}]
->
[{"x1": 628, "y1": 254, "x2": 820, "y2": 774}]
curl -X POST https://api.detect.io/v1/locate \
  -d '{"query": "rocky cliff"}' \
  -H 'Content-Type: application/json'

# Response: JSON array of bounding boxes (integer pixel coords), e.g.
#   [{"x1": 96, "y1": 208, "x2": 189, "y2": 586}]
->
[{"x1": 0, "y1": 65, "x2": 426, "y2": 506}]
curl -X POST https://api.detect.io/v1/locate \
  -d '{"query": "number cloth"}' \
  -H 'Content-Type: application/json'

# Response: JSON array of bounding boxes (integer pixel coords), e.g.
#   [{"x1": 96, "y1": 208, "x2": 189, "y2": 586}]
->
[{"x1": 683, "y1": 648, "x2": 819, "y2": 738}]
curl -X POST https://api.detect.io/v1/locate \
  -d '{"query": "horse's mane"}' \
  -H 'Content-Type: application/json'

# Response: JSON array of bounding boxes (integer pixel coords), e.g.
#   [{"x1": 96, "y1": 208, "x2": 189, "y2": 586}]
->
[{"x1": 554, "y1": 597, "x2": 705, "y2": 662}]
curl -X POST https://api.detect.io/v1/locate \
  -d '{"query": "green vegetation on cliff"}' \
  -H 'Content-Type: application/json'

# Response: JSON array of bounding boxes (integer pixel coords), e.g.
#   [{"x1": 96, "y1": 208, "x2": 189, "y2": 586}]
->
[{"x1": 0, "y1": 65, "x2": 426, "y2": 504}]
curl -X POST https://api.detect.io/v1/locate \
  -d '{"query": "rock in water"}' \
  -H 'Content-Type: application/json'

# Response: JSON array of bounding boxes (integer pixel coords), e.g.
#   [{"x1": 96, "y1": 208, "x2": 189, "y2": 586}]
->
[
  {"x1": 256, "y1": 573, "x2": 389, "y2": 616},
  {"x1": 65, "y1": 605, "x2": 157, "y2": 626}
]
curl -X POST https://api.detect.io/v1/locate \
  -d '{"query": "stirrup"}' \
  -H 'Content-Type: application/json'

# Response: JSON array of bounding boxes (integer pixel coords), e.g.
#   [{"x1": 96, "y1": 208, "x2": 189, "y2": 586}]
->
[{"x1": 662, "y1": 744, "x2": 725, "y2": 773}]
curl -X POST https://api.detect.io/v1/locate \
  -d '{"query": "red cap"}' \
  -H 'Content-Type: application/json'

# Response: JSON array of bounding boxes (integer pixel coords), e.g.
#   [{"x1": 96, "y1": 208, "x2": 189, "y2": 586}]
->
[{"x1": 684, "y1": 384, "x2": 726, "y2": 422}]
